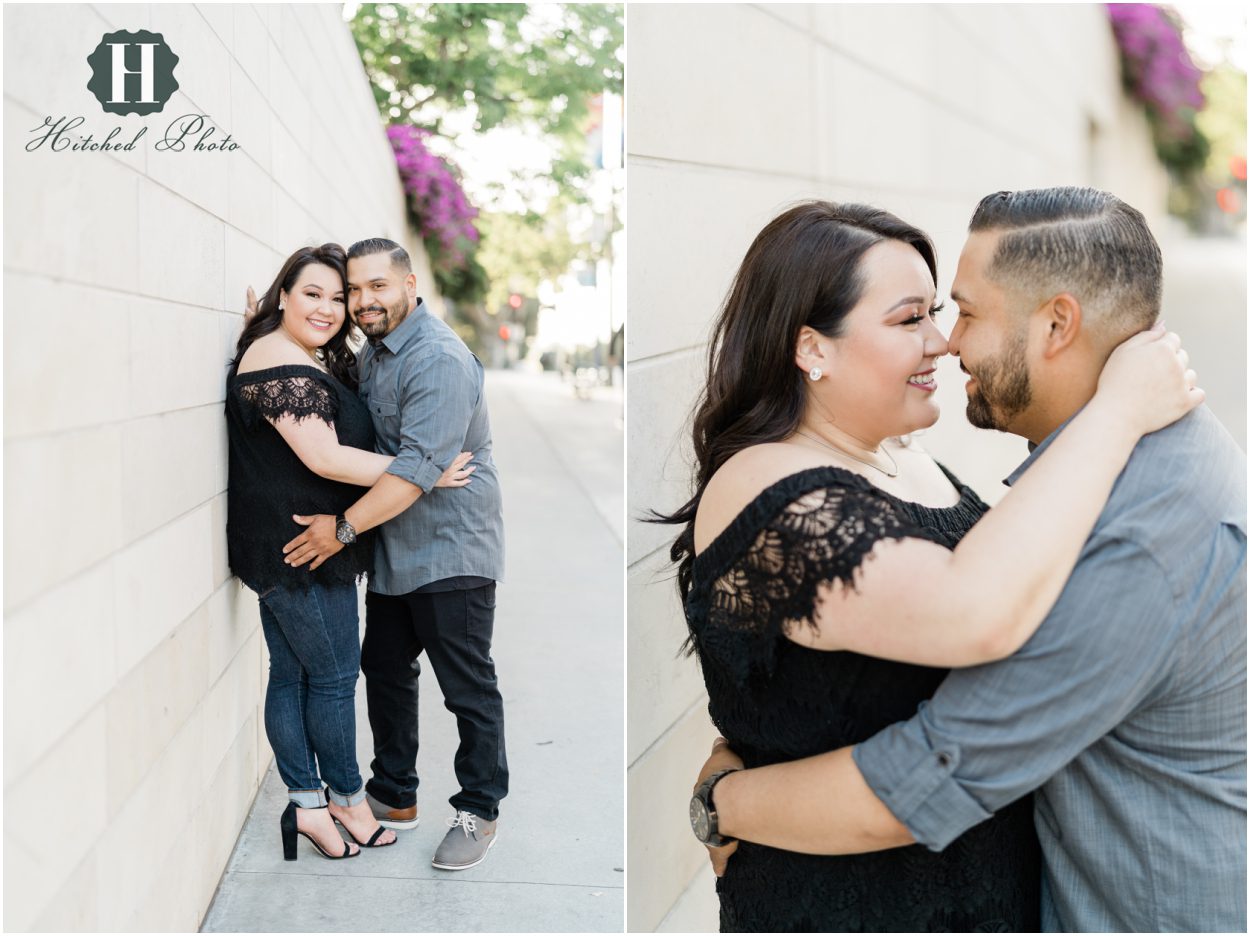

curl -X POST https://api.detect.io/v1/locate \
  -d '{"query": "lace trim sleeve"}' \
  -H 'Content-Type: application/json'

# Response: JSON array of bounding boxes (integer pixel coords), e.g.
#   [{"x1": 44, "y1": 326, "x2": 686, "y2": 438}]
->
[
  {"x1": 236, "y1": 374, "x2": 337, "y2": 430},
  {"x1": 697, "y1": 482, "x2": 948, "y2": 686}
]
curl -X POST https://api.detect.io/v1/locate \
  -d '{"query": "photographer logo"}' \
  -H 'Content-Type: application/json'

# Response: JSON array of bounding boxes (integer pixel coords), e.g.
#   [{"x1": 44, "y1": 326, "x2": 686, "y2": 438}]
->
[{"x1": 86, "y1": 29, "x2": 179, "y2": 115}]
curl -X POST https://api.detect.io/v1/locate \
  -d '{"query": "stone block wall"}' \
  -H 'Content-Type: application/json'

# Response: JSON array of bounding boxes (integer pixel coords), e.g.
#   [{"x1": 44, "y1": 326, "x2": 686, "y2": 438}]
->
[
  {"x1": 625, "y1": 4, "x2": 1168, "y2": 930},
  {"x1": 3, "y1": 4, "x2": 428, "y2": 929}
]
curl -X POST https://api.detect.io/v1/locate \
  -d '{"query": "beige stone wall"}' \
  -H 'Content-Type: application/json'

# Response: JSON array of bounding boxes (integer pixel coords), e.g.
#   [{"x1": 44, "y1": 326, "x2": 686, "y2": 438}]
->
[
  {"x1": 2, "y1": 4, "x2": 426, "y2": 930},
  {"x1": 625, "y1": 4, "x2": 1168, "y2": 930}
]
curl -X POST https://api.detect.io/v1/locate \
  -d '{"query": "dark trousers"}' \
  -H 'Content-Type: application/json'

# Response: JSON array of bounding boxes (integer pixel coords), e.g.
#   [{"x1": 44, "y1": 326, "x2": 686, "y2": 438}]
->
[{"x1": 361, "y1": 583, "x2": 508, "y2": 820}]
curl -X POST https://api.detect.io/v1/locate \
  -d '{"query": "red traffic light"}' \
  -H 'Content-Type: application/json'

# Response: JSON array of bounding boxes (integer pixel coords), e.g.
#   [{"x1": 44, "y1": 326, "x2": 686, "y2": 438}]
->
[
  {"x1": 508, "y1": 293, "x2": 523, "y2": 310},
  {"x1": 499, "y1": 324, "x2": 511, "y2": 341}
]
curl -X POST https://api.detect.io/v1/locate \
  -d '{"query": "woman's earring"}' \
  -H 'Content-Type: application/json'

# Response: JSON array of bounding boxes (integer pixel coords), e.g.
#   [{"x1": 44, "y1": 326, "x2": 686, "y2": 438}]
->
[{"x1": 808, "y1": 367, "x2": 823, "y2": 381}]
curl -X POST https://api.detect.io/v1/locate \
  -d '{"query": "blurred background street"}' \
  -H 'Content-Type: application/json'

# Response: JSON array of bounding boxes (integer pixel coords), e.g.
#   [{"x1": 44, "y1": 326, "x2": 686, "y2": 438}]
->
[
  {"x1": 1161, "y1": 228, "x2": 1246, "y2": 449},
  {"x1": 203, "y1": 368, "x2": 624, "y2": 933}
]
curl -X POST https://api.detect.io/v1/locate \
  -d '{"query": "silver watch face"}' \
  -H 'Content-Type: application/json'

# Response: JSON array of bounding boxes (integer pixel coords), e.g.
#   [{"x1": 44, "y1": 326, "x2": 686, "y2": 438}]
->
[{"x1": 689, "y1": 795, "x2": 710, "y2": 842}]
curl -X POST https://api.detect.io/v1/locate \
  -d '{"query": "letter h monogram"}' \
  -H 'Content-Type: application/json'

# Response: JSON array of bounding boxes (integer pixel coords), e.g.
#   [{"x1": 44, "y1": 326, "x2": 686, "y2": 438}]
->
[{"x1": 108, "y1": 42, "x2": 158, "y2": 104}]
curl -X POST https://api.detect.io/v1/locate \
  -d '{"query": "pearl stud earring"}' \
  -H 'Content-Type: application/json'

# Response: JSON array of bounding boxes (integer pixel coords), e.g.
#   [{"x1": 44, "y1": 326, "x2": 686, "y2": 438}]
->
[{"x1": 809, "y1": 367, "x2": 823, "y2": 381}]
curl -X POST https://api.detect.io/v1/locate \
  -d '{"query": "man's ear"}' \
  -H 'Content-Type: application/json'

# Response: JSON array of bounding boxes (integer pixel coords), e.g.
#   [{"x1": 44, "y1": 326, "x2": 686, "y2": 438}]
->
[
  {"x1": 405, "y1": 272, "x2": 418, "y2": 299},
  {"x1": 1039, "y1": 293, "x2": 1082, "y2": 359}
]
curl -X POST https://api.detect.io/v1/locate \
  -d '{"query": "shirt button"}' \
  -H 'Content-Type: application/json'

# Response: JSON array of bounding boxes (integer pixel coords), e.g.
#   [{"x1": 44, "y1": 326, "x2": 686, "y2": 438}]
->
[{"x1": 936, "y1": 752, "x2": 952, "y2": 768}]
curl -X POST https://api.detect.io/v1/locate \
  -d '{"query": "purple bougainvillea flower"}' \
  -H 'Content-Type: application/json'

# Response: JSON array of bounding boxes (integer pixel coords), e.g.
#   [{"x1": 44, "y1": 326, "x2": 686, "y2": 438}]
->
[
  {"x1": 1107, "y1": 3, "x2": 1206, "y2": 146},
  {"x1": 387, "y1": 124, "x2": 480, "y2": 273}
]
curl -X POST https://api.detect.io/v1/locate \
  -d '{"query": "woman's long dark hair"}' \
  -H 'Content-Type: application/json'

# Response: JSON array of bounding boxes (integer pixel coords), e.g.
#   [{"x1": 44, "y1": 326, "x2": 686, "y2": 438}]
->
[
  {"x1": 230, "y1": 243, "x2": 359, "y2": 388},
  {"x1": 652, "y1": 201, "x2": 938, "y2": 614}
]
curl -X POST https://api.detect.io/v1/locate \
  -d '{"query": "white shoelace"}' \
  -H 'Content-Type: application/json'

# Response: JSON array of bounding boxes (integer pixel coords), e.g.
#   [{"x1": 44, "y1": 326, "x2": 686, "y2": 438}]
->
[{"x1": 446, "y1": 810, "x2": 478, "y2": 837}]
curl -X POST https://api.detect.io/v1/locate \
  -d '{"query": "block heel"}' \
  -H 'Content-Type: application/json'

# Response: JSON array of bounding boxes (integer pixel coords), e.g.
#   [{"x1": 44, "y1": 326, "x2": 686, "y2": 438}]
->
[
  {"x1": 280, "y1": 800, "x2": 357, "y2": 861},
  {"x1": 281, "y1": 801, "x2": 299, "y2": 861}
]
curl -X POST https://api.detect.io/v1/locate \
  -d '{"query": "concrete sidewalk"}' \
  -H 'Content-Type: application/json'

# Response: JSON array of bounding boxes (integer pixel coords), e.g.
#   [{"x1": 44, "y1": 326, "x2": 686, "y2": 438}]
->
[{"x1": 202, "y1": 369, "x2": 624, "y2": 932}]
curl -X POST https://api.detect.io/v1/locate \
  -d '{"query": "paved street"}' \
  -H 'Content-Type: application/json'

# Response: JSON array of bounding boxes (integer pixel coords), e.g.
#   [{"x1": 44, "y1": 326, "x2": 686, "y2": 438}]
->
[{"x1": 202, "y1": 368, "x2": 624, "y2": 933}]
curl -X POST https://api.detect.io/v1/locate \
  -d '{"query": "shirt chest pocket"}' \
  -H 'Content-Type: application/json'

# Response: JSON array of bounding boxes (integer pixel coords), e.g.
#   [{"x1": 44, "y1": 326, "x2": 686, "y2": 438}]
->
[
  {"x1": 370, "y1": 397, "x2": 399, "y2": 420},
  {"x1": 360, "y1": 367, "x2": 401, "y2": 425}
]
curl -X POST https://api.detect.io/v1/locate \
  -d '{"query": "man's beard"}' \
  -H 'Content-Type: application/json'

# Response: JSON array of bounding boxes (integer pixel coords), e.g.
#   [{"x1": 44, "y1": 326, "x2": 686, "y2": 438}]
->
[
  {"x1": 356, "y1": 295, "x2": 409, "y2": 340},
  {"x1": 964, "y1": 329, "x2": 1032, "y2": 431}
]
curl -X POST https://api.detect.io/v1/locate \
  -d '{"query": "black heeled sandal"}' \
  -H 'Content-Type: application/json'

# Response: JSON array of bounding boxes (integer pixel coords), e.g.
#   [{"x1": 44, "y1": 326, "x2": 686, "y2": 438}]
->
[
  {"x1": 280, "y1": 800, "x2": 359, "y2": 861},
  {"x1": 325, "y1": 787, "x2": 398, "y2": 848}
]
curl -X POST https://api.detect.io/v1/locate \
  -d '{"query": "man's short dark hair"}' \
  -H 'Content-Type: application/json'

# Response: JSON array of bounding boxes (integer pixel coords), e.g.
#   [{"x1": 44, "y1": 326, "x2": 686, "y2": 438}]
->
[
  {"x1": 969, "y1": 187, "x2": 1162, "y2": 342},
  {"x1": 347, "y1": 237, "x2": 413, "y2": 275}
]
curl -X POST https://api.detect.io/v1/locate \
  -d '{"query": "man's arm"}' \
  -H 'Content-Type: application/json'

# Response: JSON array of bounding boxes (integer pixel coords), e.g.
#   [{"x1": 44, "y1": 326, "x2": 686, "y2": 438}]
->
[
  {"x1": 283, "y1": 351, "x2": 479, "y2": 569},
  {"x1": 707, "y1": 533, "x2": 1179, "y2": 855}
]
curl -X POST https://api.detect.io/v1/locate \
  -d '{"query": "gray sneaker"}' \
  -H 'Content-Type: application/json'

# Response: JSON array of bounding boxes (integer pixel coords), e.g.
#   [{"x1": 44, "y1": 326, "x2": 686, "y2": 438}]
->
[
  {"x1": 367, "y1": 792, "x2": 419, "y2": 830},
  {"x1": 431, "y1": 810, "x2": 497, "y2": 870}
]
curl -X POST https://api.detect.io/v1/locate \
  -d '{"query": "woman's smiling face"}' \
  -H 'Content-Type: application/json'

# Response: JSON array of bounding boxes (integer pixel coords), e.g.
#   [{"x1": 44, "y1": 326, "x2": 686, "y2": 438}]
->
[
  {"x1": 814, "y1": 238, "x2": 950, "y2": 439},
  {"x1": 280, "y1": 262, "x2": 346, "y2": 350}
]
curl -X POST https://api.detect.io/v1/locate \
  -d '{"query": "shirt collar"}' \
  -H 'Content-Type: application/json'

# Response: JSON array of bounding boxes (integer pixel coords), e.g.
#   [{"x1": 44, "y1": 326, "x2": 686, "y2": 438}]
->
[
  {"x1": 1002, "y1": 408, "x2": 1082, "y2": 488},
  {"x1": 375, "y1": 298, "x2": 427, "y2": 356}
]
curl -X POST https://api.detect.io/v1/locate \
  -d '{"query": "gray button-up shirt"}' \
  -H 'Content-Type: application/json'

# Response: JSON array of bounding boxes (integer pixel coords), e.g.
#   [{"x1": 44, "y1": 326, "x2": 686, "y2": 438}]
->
[
  {"x1": 358, "y1": 301, "x2": 505, "y2": 595},
  {"x1": 854, "y1": 406, "x2": 1246, "y2": 932}
]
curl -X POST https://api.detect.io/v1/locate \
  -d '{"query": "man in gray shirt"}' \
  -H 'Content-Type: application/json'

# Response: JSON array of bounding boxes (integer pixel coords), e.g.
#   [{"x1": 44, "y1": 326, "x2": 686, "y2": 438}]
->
[
  {"x1": 693, "y1": 188, "x2": 1246, "y2": 931},
  {"x1": 284, "y1": 238, "x2": 507, "y2": 871}
]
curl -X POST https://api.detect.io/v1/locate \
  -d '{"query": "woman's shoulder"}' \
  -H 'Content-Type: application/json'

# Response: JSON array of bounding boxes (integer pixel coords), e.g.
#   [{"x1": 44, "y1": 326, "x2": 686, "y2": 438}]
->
[
  {"x1": 698, "y1": 445, "x2": 822, "y2": 535},
  {"x1": 236, "y1": 333, "x2": 328, "y2": 377},
  {"x1": 229, "y1": 340, "x2": 343, "y2": 427},
  {"x1": 694, "y1": 444, "x2": 873, "y2": 558}
]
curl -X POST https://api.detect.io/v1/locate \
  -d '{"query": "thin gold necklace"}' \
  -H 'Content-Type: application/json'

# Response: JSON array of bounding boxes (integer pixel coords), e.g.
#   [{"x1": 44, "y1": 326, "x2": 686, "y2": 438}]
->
[{"x1": 794, "y1": 430, "x2": 900, "y2": 478}]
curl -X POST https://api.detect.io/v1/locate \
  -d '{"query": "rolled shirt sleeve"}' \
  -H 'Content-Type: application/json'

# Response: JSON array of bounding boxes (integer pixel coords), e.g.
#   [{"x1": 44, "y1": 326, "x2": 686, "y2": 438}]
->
[
  {"x1": 386, "y1": 350, "x2": 478, "y2": 494},
  {"x1": 853, "y1": 532, "x2": 1181, "y2": 851}
]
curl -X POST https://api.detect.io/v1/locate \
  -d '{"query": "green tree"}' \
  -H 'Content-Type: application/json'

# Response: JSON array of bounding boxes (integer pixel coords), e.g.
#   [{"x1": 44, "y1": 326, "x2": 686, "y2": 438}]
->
[
  {"x1": 1197, "y1": 64, "x2": 1247, "y2": 185},
  {"x1": 348, "y1": 4, "x2": 623, "y2": 350},
  {"x1": 349, "y1": 3, "x2": 622, "y2": 192},
  {"x1": 476, "y1": 210, "x2": 578, "y2": 310}
]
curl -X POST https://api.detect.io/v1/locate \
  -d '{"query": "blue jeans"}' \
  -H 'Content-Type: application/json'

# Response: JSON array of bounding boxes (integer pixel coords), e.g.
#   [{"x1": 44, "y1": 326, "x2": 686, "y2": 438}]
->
[{"x1": 253, "y1": 581, "x2": 366, "y2": 809}]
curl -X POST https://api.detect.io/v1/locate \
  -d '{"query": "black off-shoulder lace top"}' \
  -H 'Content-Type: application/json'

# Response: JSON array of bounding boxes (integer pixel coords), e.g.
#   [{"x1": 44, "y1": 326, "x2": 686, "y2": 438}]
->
[
  {"x1": 225, "y1": 364, "x2": 375, "y2": 592},
  {"x1": 686, "y1": 464, "x2": 1041, "y2": 933}
]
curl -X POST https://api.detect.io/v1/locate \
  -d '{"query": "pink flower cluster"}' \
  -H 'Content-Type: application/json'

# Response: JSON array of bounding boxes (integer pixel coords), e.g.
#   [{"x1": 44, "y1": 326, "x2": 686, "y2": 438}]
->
[
  {"x1": 1107, "y1": 4, "x2": 1205, "y2": 144},
  {"x1": 387, "y1": 124, "x2": 480, "y2": 266}
]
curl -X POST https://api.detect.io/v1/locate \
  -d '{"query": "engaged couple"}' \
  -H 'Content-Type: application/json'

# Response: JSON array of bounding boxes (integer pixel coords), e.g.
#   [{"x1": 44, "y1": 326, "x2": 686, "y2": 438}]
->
[
  {"x1": 666, "y1": 187, "x2": 1246, "y2": 932},
  {"x1": 225, "y1": 238, "x2": 506, "y2": 871}
]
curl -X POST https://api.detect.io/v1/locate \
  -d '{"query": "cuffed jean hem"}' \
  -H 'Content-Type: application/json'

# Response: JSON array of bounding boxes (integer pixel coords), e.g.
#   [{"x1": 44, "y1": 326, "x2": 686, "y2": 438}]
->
[
  {"x1": 288, "y1": 787, "x2": 327, "y2": 809},
  {"x1": 326, "y1": 781, "x2": 367, "y2": 807}
]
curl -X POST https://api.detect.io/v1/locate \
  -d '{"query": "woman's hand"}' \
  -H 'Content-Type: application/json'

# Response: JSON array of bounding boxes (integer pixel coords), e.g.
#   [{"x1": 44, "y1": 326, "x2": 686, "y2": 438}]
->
[
  {"x1": 244, "y1": 285, "x2": 259, "y2": 324},
  {"x1": 1093, "y1": 323, "x2": 1203, "y2": 437},
  {"x1": 436, "y1": 451, "x2": 476, "y2": 488},
  {"x1": 696, "y1": 737, "x2": 744, "y2": 877}
]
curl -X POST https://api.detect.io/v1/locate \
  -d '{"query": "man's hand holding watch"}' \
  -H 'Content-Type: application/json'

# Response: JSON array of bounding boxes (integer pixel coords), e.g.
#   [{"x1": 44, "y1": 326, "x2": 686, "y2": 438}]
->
[{"x1": 691, "y1": 737, "x2": 745, "y2": 876}]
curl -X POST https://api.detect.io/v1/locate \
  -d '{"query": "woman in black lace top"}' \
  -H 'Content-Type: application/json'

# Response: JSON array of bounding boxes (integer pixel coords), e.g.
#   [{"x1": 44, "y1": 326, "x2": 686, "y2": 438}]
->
[
  {"x1": 654, "y1": 203, "x2": 1199, "y2": 931},
  {"x1": 227, "y1": 244, "x2": 470, "y2": 861}
]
